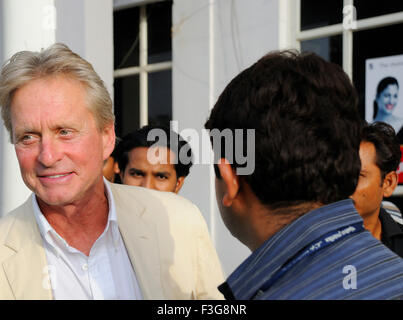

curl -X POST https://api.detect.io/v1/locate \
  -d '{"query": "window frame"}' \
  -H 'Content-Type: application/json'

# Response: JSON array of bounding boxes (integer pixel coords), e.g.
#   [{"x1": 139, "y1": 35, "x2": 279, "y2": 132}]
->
[
  {"x1": 294, "y1": 0, "x2": 403, "y2": 195},
  {"x1": 295, "y1": 0, "x2": 403, "y2": 78},
  {"x1": 113, "y1": 1, "x2": 173, "y2": 128}
]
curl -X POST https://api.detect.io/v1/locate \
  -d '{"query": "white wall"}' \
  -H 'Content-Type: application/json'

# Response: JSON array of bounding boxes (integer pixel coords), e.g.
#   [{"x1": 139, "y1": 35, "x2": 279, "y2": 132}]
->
[
  {"x1": 172, "y1": 0, "x2": 280, "y2": 276},
  {"x1": 0, "y1": 0, "x2": 282, "y2": 277},
  {"x1": 55, "y1": 0, "x2": 114, "y2": 95},
  {"x1": 0, "y1": 0, "x2": 56, "y2": 216},
  {"x1": 0, "y1": 0, "x2": 113, "y2": 216}
]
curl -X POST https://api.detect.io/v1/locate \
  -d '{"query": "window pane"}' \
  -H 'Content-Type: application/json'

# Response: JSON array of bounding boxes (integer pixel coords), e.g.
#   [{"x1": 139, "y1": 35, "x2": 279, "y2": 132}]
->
[
  {"x1": 114, "y1": 7, "x2": 140, "y2": 69},
  {"x1": 355, "y1": 1, "x2": 403, "y2": 20},
  {"x1": 300, "y1": 35, "x2": 342, "y2": 66},
  {"x1": 353, "y1": 23, "x2": 403, "y2": 139},
  {"x1": 114, "y1": 75, "x2": 140, "y2": 138},
  {"x1": 301, "y1": 0, "x2": 343, "y2": 31},
  {"x1": 148, "y1": 70, "x2": 172, "y2": 127},
  {"x1": 147, "y1": 1, "x2": 172, "y2": 64}
]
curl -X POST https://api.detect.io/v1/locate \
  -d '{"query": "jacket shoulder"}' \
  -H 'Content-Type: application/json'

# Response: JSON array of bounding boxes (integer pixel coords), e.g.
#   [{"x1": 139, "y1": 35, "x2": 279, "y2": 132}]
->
[
  {"x1": 109, "y1": 183, "x2": 203, "y2": 220},
  {"x1": 109, "y1": 183, "x2": 224, "y2": 299},
  {"x1": 0, "y1": 198, "x2": 33, "y2": 244}
]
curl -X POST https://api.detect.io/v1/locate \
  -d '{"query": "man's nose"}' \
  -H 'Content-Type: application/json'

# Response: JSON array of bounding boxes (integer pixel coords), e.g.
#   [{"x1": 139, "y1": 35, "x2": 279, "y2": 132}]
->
[
  {"x1": 141, "y1": 176, "x2": 155, "y2": 190},
  {"x1": 37, "y1": 138, "x2": 62, "y2": 167}
]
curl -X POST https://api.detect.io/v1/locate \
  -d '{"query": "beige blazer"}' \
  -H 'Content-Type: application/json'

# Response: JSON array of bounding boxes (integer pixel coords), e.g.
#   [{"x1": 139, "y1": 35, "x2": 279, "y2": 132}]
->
[{"x1": 0, "y1": 183, "x2": 225, "y2": 300}]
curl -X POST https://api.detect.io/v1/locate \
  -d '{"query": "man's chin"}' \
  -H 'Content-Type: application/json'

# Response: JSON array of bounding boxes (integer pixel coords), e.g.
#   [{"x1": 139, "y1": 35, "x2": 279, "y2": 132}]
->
[{"x1": 35, "y1": 192, "x2": 75, "y2": 208}]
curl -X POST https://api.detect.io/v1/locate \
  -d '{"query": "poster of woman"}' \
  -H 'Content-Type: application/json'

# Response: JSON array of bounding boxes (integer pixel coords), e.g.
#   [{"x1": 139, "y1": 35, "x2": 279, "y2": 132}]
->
[
  {"x1": 366, "y1": 54, "x2": 403, "y2": 185},
  {"x1": 366, "y1": 54, "x2": 403, "y2": 142}
]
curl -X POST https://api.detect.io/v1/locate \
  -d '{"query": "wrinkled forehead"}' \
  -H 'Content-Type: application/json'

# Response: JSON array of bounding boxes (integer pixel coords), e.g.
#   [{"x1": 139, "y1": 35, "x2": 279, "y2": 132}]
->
[
  {"x1": 14, "y1": 74, "x2": 95, "y2": 110},
  {"x1": 9, "y1": 76, "x2": 100, "y2": 136},
  {"x1": 12, "y1": 75, "x2": 93, "y2": 113}
]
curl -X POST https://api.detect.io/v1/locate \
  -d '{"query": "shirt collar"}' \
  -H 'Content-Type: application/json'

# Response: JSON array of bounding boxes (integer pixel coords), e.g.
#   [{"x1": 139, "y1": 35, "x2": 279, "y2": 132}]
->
[
  {"x1": 221, "y1": 199, "x2": 364, "y2": 300},
  {"x1": 32, "y1": 177, "x2": 119, "y2": 252},
  {"x1": 379, "y1": 207, "x2": 403, "y2": 239}
]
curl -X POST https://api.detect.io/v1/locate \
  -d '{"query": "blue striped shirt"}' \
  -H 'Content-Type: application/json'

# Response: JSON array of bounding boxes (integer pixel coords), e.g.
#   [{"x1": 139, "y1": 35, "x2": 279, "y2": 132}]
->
[{"x1": 219, "y1": 199, "x2": 403, "y2": 300}]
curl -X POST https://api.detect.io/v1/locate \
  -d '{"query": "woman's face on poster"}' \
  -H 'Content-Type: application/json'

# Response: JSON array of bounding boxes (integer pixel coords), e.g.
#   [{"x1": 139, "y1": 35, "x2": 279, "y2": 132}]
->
[{"x1": 377, "y1": 84, "x2": 399, "y2": 115}]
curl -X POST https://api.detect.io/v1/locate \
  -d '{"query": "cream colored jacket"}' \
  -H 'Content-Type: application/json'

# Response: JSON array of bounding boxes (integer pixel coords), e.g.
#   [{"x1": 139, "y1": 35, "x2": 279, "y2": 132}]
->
[{"x1": 0, "y1": 183, "x2": 224, "y2": 300}]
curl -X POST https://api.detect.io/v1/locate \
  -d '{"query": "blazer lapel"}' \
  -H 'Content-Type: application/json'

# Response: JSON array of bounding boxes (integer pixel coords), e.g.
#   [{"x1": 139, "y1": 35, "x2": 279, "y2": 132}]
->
[
  {"x1": 111, "y1": 185, "x2": 164, "y2": 299},
  {"x1": 2, "y1": 198, "x2": 52, "y2": 300},
  {"x1": 3, "y1": 242, "x2": 52, "y2": 300}
]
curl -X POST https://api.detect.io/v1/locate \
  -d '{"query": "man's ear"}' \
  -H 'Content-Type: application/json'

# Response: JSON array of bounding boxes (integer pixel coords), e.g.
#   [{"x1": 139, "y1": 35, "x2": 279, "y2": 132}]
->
[
  {"x1": 102, "y1": 122, "x2": 116, "y2": 161},
  {"x1": 174, "y1": 176, "x2": 185, "y2": 194},
  {"x1": 383, "y1": 171, "x2": 398, "y2": 198},
  {"x1": 217, "y1": 158, "x2": 240, "y2": 207}
]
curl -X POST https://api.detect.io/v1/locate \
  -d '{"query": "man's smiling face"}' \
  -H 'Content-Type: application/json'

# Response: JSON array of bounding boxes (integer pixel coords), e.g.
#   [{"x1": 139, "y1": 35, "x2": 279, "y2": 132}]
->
[{"x1": 11, "y1": 75, "x2": 114, "y2": 207}]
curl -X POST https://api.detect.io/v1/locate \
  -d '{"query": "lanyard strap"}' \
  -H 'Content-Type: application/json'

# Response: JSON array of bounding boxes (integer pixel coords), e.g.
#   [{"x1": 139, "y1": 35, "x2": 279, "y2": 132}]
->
[{"x1": 253, "y1": 222, "x2": 365, "y2": 298}]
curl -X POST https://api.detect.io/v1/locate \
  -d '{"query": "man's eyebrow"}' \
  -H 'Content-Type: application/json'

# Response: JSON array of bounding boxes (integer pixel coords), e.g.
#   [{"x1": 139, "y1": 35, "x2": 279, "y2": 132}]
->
[
  {"x1": 13, "y1": 129, "x2": 40, "y2": 139},
  {"x1": 14, "y1": 125, "x2": 38, "y2": 133},
  {"x1": 154, "y1": 171, "x2": 171, "y2": 176}
]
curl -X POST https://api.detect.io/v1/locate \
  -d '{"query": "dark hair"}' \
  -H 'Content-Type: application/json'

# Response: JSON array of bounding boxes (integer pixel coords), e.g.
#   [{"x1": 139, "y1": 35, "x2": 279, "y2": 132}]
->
[
  {"x1": 373, "y1": 77, "x2": 399, "y2": 119},
  {"x1": 205, "y1": 50, "x2": 362, "y2": 209},
  {"x1": 115, "y1": 125, "x2": 193, "y2": 178},
  {"x1": 362, "y1": 122, "x2": 401, "y2": 180}
]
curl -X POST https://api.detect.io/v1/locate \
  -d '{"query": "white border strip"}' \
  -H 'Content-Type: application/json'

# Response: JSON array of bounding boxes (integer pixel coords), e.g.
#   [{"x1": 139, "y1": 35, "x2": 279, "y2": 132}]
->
[{"x1": 209, "y1": 0, "x2": 216, "y2": 244}]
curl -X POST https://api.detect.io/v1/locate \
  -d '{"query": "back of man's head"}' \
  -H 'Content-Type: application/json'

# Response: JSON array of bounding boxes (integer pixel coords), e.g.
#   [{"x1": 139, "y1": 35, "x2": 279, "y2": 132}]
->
[
  {"x1": 205, "y1": 50, "x2": 362, "y2": 210},
  {"x1": 362, "y1": 122, "x2": 401, "y2": 179}
]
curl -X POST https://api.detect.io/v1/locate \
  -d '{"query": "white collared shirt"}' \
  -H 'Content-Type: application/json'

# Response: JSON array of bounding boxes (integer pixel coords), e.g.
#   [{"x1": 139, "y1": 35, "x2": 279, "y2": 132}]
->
[{"x1": 32, "y1": 179, "x2": 143, "y2": 300}]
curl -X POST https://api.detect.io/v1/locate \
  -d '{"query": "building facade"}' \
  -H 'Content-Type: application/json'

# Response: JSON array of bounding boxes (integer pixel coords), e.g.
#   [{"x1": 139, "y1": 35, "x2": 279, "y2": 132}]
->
[{"x1": 1, "y1": 0, "x2": 403, "y2": 276}]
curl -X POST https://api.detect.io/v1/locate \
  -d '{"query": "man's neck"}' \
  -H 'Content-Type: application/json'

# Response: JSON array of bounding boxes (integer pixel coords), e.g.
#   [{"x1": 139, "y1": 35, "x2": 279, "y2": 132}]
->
[
  {"x1": 363, "y1": 209, "x2": 382, "y2": 240},
  {"x1": 37, "y1": 184, "x2": 110, "y2": 256},
  {"x1": 247, "y1": 201, "x2": 322, "y2": 251}
]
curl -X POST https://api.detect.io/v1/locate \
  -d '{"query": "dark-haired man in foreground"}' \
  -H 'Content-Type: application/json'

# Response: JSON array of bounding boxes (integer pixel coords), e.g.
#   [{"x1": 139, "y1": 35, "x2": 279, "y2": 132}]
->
[
  {"x1": 351, "y1": 121, "x2": 403, "y2": 257},
  {"x1": 205, "y1": 50, "x2": 403, "y2": 299}
]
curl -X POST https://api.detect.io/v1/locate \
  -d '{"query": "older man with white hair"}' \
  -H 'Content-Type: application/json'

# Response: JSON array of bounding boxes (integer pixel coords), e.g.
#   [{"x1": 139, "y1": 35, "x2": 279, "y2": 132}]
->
[{"x1": 0, "y1": 43, "x2": 224, "y2": 300}]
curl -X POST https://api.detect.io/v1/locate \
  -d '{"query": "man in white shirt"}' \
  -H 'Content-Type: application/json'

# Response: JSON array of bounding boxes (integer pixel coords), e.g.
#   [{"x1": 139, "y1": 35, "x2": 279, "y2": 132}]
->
[
  {"x1": 32, "y1": 179, "x2": 142, "y2": 300},
  {"x1": 0, "y1": 43, "x2": 224, "y2": 300}
]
